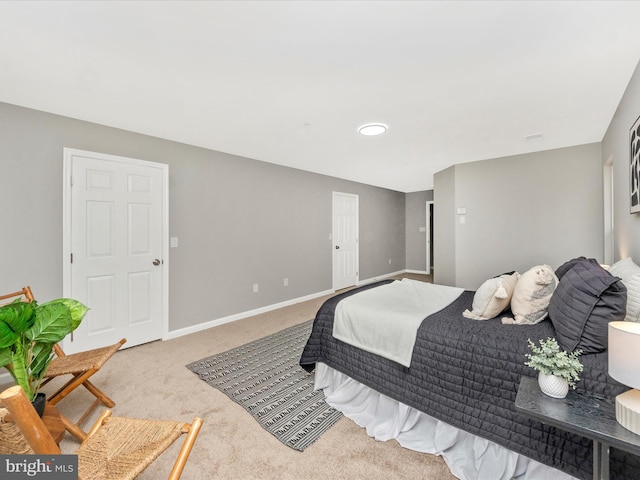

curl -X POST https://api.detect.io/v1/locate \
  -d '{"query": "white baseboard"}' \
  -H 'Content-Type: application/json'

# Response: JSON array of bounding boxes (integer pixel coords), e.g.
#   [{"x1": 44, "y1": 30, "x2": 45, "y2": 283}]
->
[
  {"x1": 357, "y1": 270, "x2": 406, "y2": 286},
  {"x1": 163, "y1": 288, "x2": 334, "y2": 341},
  {"x1": 2, "y1": 270, "x2": 430, "y2": 382},
  {"x1": 165, "y1": 269, "x2": 430, "y2": 341}
]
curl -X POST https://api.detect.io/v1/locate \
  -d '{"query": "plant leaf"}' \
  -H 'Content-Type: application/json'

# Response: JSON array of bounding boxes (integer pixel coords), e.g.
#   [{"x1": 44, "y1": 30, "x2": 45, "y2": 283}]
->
[
  {"x1": 0, "y1": 302, "x2": 35, "y2": 334},
  {"x1": 55, "y1": 298, "x2": 89, "y2": 331},
  {"x1": 0, "y1": 320, "x2": 19, "y2": 349},
  {"x1": 27, "y1": 303, "x2": 73, "y2": 344},
  {"x1": 0, "y1": 346, "x2": 12, "y2": 368},
  {"x1": 11, "y1": 341, "x2": 33, "y2": 401},
  {"x1": 30, "y1": 341, "x2": 55, "y2": 380}
]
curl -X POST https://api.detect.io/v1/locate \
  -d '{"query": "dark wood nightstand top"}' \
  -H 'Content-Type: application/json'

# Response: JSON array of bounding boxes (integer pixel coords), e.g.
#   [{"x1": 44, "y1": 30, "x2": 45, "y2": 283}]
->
[{"x1": 515, "y1": 376, "x2": 640, "y2": 457}]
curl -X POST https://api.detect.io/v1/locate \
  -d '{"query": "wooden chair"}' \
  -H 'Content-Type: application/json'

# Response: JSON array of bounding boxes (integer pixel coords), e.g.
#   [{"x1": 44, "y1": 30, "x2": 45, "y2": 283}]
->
[
  {"x1": 0, "y1": 286, "x2": 126, "y2": 440},
  {"x1": 41, "y1": 338, "x2": 128, "y2": 440},
  {"x1": 0, "y1": 285, "x2": 35, "y2": 304},
  {"x1": 0, "y1": 385, "x2": 203, "y2": 480}
]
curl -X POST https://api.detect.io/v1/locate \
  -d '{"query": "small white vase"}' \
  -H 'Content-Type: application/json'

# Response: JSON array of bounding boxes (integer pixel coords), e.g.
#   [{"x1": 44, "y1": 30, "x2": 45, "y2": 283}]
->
[{"x1": 538, "y1": 373, "x2": 569, "y2": 398}]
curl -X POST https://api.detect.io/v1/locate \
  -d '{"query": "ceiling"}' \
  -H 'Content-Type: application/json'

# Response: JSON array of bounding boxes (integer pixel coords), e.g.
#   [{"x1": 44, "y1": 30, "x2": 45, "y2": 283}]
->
[{"x1": 2, "y1": 1, "x2": 640, "y2": 193}]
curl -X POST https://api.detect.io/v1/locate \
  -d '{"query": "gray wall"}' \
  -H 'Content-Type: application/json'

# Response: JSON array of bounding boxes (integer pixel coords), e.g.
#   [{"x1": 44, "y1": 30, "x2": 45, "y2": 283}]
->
[
  {"x1": 405, "y1": 190, "x2": 433, "y2": 272},
  {"x1": 433, "y1": 166, "x2": 456, "y2": 286},
  {"x1": 603, "y1": 61, "x2": 640, "y2": 263},
  {"x1": 0, "y1": 102, "x2": 406, "y2": 332},
  {"x1": 434, "y1": 143, "x2": 604, "y2": 289}
]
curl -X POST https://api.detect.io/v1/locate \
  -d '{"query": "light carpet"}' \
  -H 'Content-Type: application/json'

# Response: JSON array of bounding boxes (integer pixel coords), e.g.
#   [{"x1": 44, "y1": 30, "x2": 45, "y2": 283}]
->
[{"x1": 186, "y1": 319, "x2": 342, "y2": 451}]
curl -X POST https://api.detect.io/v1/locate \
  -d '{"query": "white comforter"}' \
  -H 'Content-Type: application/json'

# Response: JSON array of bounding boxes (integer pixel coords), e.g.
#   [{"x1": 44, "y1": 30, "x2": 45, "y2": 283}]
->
[{"x1": 332, "y1": 279, "x2": 464, "y2": 367}]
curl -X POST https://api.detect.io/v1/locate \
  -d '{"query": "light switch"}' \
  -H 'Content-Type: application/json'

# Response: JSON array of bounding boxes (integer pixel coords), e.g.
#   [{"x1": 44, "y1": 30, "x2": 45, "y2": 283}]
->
[
  {"x1": 419, "y1": 227, "x2": 426, "y2": 232},
  {"x1": 170, "y1": 237, "x2": 179, "y2": 248},
  {"x1": 459, "y1": 216, "x2": 466, "y2": 224}
]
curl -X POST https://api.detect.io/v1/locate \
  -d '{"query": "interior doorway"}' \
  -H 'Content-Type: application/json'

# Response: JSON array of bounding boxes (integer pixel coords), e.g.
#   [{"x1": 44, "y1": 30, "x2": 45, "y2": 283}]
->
[
  {"x1": 426, "y1": 201, "x2": 434, "y2": 274},
  {"x1": 603, "y1": 157, "x2": 614, "y2": 265}
]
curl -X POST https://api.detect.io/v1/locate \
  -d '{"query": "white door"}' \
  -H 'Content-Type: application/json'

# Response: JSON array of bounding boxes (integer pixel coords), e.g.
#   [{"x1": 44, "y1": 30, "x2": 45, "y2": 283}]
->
[
  {"x1": 63, "y1": 149, "x2": 168, "y2": 353},
  {"x1": 332, "y1": 192, "x2": 359, "y2": 290}
]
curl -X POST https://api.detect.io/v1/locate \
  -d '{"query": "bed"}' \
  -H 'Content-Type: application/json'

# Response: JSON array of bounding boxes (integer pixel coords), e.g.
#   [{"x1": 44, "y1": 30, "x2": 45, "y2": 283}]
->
[{"x1": 299, "y1": 259, "x2": 640, "y2": 480}]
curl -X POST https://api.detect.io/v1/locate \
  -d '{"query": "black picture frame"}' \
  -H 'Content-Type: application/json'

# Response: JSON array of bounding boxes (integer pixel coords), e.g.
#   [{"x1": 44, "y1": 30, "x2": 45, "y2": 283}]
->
[{"x1": 631, "y1": 114, "x2": 640, "y2": 213}]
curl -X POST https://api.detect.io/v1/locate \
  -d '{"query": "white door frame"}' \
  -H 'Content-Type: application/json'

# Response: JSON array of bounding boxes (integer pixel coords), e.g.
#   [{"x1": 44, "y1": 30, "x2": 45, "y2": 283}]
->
[
  {"x1": 603, "y1": 157, "x2": 614, "y2": 265},
  {"x1": 62, "y1": 148, "x2": 170, "y2": 344},
  {"x1": 426, "y1": 201, "x2": 434, "y2": 273}
]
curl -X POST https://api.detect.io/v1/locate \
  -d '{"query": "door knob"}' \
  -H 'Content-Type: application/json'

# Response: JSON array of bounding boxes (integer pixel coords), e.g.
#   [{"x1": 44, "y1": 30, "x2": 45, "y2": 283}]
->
[{"x1": 153, "y1": 259, "x2": 162, "y2": 266}]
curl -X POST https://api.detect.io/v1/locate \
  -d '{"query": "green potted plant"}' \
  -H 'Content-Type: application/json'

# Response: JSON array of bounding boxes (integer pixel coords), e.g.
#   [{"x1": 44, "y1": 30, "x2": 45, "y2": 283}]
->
[
  {"x1": 0, "y1": 297, "x2": 88, "y2": 411},
  {"x1": 525, "y1": 337, "x2": 583, "y2": 398}
]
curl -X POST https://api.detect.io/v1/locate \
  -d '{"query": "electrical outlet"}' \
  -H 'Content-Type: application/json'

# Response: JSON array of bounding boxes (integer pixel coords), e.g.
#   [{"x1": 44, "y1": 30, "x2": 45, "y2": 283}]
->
[
  {"x1": 253, "y1": 283, "x2": 259, "y2": 293},
  {"x1": 284, "y1": 278, "x2": 289, "y2": 287},
  {"x1": 388, "y1": 259, "x2": 392, "y2": 265}
]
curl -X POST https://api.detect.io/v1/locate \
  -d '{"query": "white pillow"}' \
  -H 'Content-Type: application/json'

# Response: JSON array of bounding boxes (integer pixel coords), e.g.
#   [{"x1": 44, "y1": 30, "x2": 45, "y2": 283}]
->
[
  {"x1": 463, "y1": 272, "x2": 519, "y2": 320},
  {"x1": 609, "y1": 257, "x2": 640, "y2": 322},
  {"x1": 609, "y1": 257, "x2": 640, "y2": 282},
  {"x1": 502, "y1": 265, "x2": 558, "y2": 325},
  {"x1": 624, "y1": 273, "x2": 640, "y2": 322}
]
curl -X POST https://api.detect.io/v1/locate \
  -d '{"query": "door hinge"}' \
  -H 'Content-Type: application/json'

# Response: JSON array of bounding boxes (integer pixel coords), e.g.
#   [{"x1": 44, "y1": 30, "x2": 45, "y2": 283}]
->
[
  {"x1": 70, "y1": 253, "x2": 73, "y2": 264},
  {"x1": 70, "y1": 175, "x2": 74, "y2": 187}
]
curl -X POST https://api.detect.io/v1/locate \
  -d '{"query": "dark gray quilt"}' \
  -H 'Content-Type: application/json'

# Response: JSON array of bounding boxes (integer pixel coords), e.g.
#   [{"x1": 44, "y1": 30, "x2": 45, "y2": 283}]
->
[{"x1": 299, "y1": 281, "x2": 640, "y2": 480}]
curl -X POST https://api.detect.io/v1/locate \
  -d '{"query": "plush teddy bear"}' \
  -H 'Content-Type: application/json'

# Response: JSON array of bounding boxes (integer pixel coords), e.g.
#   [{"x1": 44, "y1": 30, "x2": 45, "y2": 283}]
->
[
  {"x1": 501, "y1": 264, "x2": 558, "y2": 325},
  {"x1": 463, "y1": 272, "x2": 519, "y2": 320}
]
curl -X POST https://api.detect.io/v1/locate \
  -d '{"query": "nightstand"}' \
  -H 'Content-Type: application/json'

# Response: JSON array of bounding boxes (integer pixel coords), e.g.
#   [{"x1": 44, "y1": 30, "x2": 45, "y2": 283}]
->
[{"x1": 515, "y1": 376, "x2": 640, "y2": 480}]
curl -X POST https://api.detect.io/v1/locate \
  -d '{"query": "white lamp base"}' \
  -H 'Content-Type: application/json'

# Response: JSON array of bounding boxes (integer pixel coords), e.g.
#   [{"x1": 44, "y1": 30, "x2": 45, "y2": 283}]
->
[{"x1": 616, "y1": 389, "x2": 640, "y2": 435}]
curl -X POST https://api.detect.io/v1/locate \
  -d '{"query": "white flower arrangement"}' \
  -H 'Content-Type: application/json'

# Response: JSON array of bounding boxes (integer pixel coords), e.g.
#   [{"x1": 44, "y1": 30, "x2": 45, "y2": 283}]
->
[{"x1": 524, "y1": 337, "x2": 583, "y2": 389}]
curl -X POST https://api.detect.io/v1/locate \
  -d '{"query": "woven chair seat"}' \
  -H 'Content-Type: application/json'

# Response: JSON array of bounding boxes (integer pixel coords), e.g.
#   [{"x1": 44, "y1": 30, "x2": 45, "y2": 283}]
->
[
  {"x1": 41, "y1": 338, "x2": 127, "y2": 440},
  {"x1": 0, "y1": 384, "x2": 202, "y2": 480},
  {"x1": 45, "y1": 342, "x2": 123, "y2": 377},
  {"x1": 0, "y1": 408, "x2": 33, "y2": 454},
  {"x1": 76, "y1": 416, "x2": 187, "y2": 480}
]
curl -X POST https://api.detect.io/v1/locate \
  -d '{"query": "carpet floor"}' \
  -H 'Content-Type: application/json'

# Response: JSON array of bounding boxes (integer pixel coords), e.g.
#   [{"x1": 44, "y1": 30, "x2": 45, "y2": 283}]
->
[{"x1": 19, "y1": 273, "x2": 454, "y2": 479}]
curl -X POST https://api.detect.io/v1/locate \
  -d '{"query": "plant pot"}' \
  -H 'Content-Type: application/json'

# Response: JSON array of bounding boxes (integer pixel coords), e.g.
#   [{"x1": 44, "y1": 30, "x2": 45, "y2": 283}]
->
[
  {"x1": 31, "y1": 392, "x2": 46, "y2": 417},
  {"x1": 538, "y1": 373, "x2": 569, "y2": 399}
]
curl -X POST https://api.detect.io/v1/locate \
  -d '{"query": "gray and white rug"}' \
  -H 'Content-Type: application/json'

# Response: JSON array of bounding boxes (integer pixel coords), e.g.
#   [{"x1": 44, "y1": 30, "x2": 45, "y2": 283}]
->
[{"x1": 186, "y1": 320, "x2": 342, "y2": 451}]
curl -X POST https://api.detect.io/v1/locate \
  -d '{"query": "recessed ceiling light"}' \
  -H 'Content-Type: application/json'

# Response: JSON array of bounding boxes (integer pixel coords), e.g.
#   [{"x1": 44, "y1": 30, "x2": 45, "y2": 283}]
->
[{"x1": 358, "y1": 123, "x2": 388, "y2": 136}]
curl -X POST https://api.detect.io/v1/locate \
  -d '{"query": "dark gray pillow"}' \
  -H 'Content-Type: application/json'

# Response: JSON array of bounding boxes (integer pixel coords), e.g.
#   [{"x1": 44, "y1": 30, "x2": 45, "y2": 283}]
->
[
  {"x1": 549, "y1": 259, "x2": 627, "y2": 353},
  {"x1": 555, "y1": 256, "x2": 600, "y2": 280}
]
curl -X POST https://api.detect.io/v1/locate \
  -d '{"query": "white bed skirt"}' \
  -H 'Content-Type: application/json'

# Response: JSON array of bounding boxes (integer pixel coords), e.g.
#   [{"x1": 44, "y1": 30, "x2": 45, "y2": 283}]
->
[{"x1": 315, "y1": 363, "x2": 577, "y2": 480}]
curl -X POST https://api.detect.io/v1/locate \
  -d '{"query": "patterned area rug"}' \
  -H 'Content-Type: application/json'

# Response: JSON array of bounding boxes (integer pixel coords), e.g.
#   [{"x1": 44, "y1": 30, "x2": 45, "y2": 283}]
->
[{"x1": 186, "y1": 320, "x2": 342, "y2": 451}]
